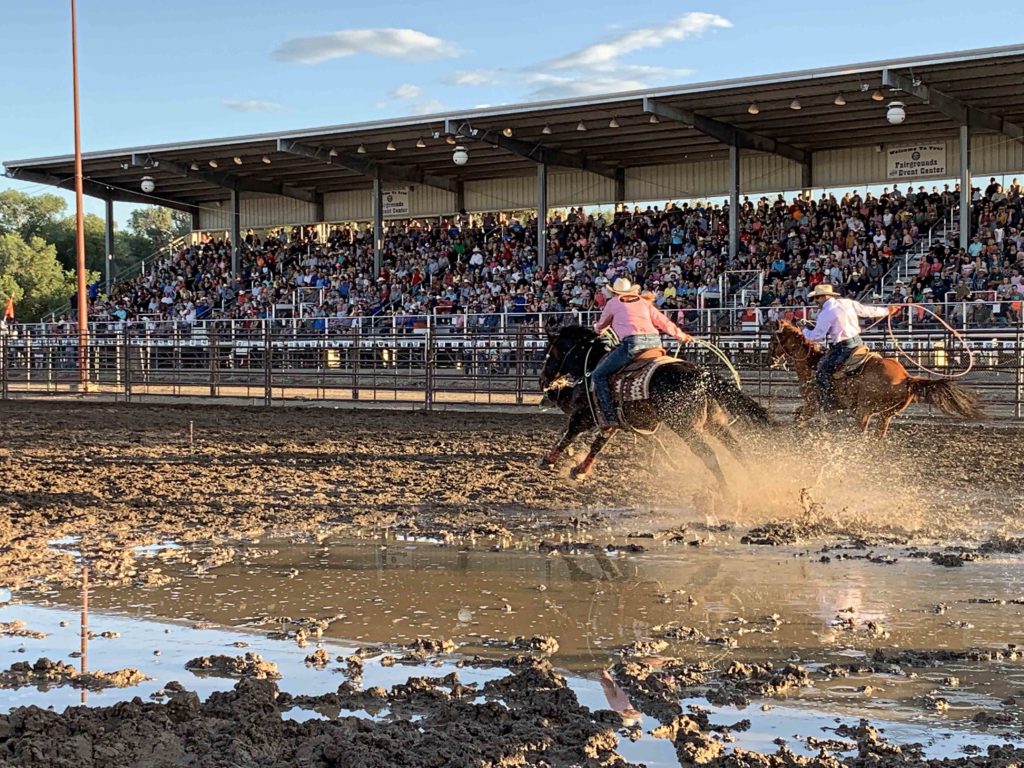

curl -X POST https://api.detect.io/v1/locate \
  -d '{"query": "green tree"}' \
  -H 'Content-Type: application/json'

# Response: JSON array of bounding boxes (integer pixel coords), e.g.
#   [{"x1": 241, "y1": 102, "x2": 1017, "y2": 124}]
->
[
  {"x1": 0, "y1": 232, "x2": 89, "y2": 322},
  {"x1": 0, "y1": 190, "x2": 66, "y2": 241},
  {"x1": 126, "y1": 206, "x2": 191, "y2": 250},
  {"x1": 39, "y1": 213, "x2": 107, "y2": 273}
]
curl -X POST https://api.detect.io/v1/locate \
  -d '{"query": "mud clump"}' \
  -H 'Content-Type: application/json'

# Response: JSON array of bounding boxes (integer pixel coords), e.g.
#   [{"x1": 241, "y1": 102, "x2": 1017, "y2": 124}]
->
[
  {"x1": 510, "y1": 634, "x2": 560, "y2": 655},
  {"x1": 0, "y1": 657, "x2": 147, "y2": 690},
  {"x1": 0, "y1": 621, "x2": 47, "y2": 639},
  {"x1": 0, "y1": 668, "x2": 637, "y2": 768},
  {"x1": 185, "y1": 652, "x2": 282, "y2": 680}
]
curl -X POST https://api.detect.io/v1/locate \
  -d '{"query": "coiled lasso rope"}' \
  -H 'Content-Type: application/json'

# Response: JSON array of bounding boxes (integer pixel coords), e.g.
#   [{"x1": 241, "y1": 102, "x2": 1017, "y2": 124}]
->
[
  {"x1": 676, "y1": 337, "x2": 743, "y2": 388},
  {"x1": 861, "y1": 303, "x2": 976, "y2": 379}
]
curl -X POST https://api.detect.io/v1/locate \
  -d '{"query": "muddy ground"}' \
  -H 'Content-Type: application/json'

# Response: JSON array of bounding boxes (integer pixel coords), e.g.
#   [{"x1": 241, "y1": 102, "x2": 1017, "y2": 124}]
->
[{"x1": 1, "y1": 400, "x2": 1023, "y2": 767}]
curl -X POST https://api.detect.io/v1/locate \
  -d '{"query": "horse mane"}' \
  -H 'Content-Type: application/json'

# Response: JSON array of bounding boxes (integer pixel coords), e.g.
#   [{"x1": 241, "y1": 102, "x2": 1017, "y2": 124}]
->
[
  {"x1": 556, "y1": 324, "x2": 599, "y2": 343},
  {"x1": 777, "y1": 319, "x2": 819, "y2": 350}
]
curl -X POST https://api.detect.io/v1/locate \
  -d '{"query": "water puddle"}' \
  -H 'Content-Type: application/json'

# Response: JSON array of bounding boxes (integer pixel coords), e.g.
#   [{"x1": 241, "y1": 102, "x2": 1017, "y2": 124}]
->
[{"x1": 5, "y1": 537, "x2": 1024, "y2": 762}]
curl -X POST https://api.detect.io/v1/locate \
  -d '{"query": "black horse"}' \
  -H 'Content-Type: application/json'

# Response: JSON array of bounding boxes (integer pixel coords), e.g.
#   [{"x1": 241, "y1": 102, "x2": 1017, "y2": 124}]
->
[{"x1": 538, "y1": 325, "x2": 772, "y2": 497}]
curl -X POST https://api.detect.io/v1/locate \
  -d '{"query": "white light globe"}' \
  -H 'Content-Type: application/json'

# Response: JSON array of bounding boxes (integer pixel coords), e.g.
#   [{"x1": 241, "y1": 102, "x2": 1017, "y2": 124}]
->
[
  {"x1": 452, "y1": 146, "x2": 469, "y2": 166},
  {"x1": 886, "y1": 101, "x2": 906, "y2": 125},
  {"x1": 140, "y1": 176, "x2": 156, "y2": 193}
]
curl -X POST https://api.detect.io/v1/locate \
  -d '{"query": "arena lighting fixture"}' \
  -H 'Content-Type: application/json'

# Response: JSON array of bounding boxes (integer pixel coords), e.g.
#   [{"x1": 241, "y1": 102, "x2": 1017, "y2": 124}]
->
[
  {"x1": 576, "y1": 120, "x2": 587, "y2": 131},
  {"x1": 232, "y1": 156, "x2": 243, "y2": 165},
  {"x1": 648, "y1": 114, "x2": 660, "y2": 124},
  {"x1": 541, "y1": 124, "x2": 552, "y2": 134},
  {"x1": 328, "y1": 148, "x2": 339, "y2": 157},
  {"x1": 140, "y1": 176, "x2": 155, "y2": 194},
  {"x1": 834, "y1": 93, "x2": 847, "y2": 106},
  {"x1": 886, "y1": 100, "x2": 906, "y2": 124},
  {"x1": 189, "y1": 162, "x2": 199, "y2": 171},
  {"x1": 747, "y1": 102, "x2": 759, "y2": 115},
  {"x1": 501, "y1": 127, "x2": 513, "y2": 137},
  {"x1": 261, "y1": 155, "x2": 271, "y2": 164},
  {"x1": 452, "y1": 145, "x2": 469, "y2": 166},
  {"x1": 871, "y1": 89, "x2": 885, "y2": 102},
  {"x1": 356, "y1": 144, "x2": 366, "y2": 154},
  {"x1": 386, "y1": 141, "x2": 397, "y2": 151},
  {"x1": 608, "y1": 117, "x2": 620, "y2": 128},
  {"x1": 208, "y1": 159, "x2": 219, "y2": 168},
  {"x1": 789, "y1": 98, "x2": 802, "y2": 110},
  {"x1": 416, "y1": 137, "x2": 426, "y2": 148},
  {"x1": 446, "y1": 135, "x2": 457, "y2": 145}
]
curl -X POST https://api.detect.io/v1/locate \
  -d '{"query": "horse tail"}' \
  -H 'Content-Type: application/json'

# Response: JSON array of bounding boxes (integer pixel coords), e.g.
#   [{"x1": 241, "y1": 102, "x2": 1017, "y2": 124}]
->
[
  {"x1": 908, "y1": 377, "x2": 985, "y2": 419},
  {"x1": 703, "y1": 371, "x2": 773, "y2": 427}
]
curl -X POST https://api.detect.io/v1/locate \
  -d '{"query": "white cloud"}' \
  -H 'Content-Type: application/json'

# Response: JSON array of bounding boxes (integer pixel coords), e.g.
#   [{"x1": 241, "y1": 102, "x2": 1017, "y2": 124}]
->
[
  {"x1": 546, "y1": 12, "x2": 731, "y2": 72},
  {"x1": 524, "y1": 73, "x2": 650, "y2": 100},
  {"x1": 409, "y1": 99, "x2": 445, "y2": 115},
  {"x1": 452, "y1": 70, "x2": 500, "y2": 86},
  {"x1": 390, "y1": 83, "x2": 421, "y2": 99},
  {"x1": 273, "y1": 28, "x2": 458, "y2": 64},
  {"x1": 223, "y1": 99, "x2": 284, "y2": 112}
]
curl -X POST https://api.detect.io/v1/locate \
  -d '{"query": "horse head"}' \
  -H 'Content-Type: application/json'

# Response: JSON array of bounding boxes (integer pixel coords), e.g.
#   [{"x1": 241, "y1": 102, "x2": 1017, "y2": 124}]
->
[
  {"x1": 538, "y1": 324, "x2": 605, "y2": 391},
  {"x1": 769, "y1": 320, "x2": 814, "y2": 369}
]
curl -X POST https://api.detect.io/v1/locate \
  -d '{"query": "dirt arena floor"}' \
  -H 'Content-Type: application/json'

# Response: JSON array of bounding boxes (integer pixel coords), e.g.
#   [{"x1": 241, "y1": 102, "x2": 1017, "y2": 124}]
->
[
  {"x1": 2, "y1": 400, "x2": 1024, "y2": 767},
  {"x1": 0, "y1": 399, "x2": 1020, "y2": 592}
]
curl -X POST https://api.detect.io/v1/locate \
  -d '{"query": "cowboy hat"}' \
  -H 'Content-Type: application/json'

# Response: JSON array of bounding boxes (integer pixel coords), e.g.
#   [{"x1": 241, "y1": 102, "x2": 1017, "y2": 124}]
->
[
  {"x1": 608, "y1": 277, "x2": 640, "y2": 295},
  {"x1": 808, "y1": 283, "x2": 839, "y2": 299}
]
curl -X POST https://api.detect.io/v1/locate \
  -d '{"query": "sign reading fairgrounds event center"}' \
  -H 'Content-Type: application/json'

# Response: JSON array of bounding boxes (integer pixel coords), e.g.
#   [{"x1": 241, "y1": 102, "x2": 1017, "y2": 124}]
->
[{"x1": 886, "y1": 142, "x2": 947, "y2": 180}]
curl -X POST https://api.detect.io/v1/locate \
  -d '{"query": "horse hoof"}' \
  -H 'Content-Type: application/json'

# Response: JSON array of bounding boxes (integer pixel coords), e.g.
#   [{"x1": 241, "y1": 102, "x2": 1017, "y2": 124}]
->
[{"x1": 571, "y1": 467, "x2": 592, "y2": 481}]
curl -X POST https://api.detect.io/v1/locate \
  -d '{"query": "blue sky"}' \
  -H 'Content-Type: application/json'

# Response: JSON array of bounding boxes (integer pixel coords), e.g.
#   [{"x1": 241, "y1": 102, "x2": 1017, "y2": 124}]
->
[{"x1": 1, "y1": 0, "x2": 1020, "y2": 223}]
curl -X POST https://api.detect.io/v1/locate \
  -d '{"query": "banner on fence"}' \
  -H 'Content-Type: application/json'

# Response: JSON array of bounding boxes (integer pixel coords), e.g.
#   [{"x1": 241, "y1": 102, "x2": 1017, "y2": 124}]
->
[
  {"x1": 886, "y1": 143, "x2": 946, "y2": 179},
  {"x1": 382, "y1": 188, "x2": 410, "y2": 217}
]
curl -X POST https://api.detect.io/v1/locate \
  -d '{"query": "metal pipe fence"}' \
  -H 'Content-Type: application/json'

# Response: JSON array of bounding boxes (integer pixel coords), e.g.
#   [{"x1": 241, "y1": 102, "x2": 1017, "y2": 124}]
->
[{"x1": 1, "y1": 309, "x2": 1022, "y2": 421}]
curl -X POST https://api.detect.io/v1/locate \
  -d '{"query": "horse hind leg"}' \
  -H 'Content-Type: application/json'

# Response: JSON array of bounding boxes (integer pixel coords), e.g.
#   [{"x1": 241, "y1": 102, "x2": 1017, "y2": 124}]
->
[
  {"x1": 540, "y1": 410, "x2": 587, "y2": 468},
  {"x1": 875, "y1": 394, "x2": 914, "y2": 439},
  {"x1": 673, "y1": 425, "x2": 735, "y2": 507}
]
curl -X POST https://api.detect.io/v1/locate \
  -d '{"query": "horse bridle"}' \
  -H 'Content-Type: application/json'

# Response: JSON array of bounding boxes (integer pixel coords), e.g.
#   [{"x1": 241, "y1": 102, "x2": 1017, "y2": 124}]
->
[
  {"x1": 769, "y1": 327, "x2": 814, "y2": 370},
  {"x1": 542, "y1": 337, "x2": 597, "y2": 387}
]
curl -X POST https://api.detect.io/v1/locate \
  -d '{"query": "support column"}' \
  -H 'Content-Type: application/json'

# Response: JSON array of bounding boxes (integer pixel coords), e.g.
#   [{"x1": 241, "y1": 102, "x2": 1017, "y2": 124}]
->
[
  {"x1": 728, "y1": 144, "x2": 740, "y2": 263},
  {"x1": 959, "y1": 124, "x2": 971, "y2": 252},
  {"x1": 800, "y1": 159, "x2": 813, "y2": 198},
  {"x1": 190, "y1": 209, "x2": 201, "y2": 231},
  {"x1": 614, "y1": 168, "x2": 626, "y2": 206},
  {"x1": 314, "y1": 192, "x2": 325, "y2": 224},
  {"x1": 230, "y1": 189, "x2": 241, "y2": 277},
  {"x1": 103, "y1": 197, "x2": 114, "y2": 295},
  {"x1": 372, "y1": 175, "x2": 383, "y2": 276},
  {"x1": 537, "y1": 163, "x2": 548, "y2": 271},
  {"x1": 455, "y1": 180, "x2": 465, "y2": 214}
]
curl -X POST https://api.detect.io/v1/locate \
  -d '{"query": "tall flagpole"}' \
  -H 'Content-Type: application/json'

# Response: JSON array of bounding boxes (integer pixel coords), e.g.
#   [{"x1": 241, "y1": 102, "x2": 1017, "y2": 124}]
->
[{"x1": 71, "y1": 0, "x2": 90, "y2": 386}]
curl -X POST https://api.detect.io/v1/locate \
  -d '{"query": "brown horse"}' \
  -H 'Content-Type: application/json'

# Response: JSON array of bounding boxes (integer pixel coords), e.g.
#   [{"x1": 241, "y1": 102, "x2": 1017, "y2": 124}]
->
[{"x1": 768, "y1": 320, "x2": 983, "y2": 437}]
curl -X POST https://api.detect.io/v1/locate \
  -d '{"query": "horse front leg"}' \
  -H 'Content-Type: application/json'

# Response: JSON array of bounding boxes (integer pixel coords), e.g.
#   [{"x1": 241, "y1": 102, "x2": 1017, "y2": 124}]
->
[
  {"x1": 571, "y1": 430, "x2": 615, "y2": 480},
  {"x1": 540, "y1": 410, "x2": 587, "y2": 469}
]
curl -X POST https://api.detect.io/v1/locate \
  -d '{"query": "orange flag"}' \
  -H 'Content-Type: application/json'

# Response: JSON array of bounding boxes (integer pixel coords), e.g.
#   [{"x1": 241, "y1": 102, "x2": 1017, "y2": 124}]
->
[{"x1": 2, "y1": 297, "x2": 13, "y2": 320}]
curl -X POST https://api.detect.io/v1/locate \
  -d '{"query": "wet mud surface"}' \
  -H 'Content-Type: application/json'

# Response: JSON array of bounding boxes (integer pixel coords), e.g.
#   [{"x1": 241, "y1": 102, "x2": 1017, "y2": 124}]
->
[{"x1": 1, "y1": 400, "x2": 1023, "y2": 766}]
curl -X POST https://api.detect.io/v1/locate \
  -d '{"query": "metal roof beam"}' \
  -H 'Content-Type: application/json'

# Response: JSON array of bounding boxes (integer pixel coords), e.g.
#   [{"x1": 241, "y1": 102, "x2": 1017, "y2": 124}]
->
[
  {"x1": 642, "y1": 97, "x2": 811, "y2": 166},
  {"x1": 4, "y1": 167, "x2": 197, "y2": 213},
  {"x1": 443, "y1": 119, "x2": 619, "y2": 180},
  {"x1": 131, "y1": 152, "x2": 317, "y2": 204},
  {"x1": 276, "y1": 139, "x2": 458, "y2": 193},
  {"x1": 881, "y1": 69, "x2": 1024, "y2": 142}
]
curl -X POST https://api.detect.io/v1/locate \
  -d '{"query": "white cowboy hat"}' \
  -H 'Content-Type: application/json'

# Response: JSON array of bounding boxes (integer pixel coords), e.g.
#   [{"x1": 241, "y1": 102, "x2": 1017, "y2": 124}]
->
[
  {"x1": 608, "y1": 277, "x2": 640, "y2": 295},
  {"x1": 808, "y1": 283, "x2": 839, "y2": 299}
]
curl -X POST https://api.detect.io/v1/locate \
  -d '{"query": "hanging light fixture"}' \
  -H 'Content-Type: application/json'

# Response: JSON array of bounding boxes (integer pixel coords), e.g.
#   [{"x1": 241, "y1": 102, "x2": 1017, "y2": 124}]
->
[
  {"x1": 608, "y1": 117, "x2": 620, "y2": 128},
  {"x1": 189, "y1": 162, "x2": 200, "y2": 171},
  {"x1": 648, "y1": 114, "x2": 660, "y2": 124},
  {"x1": 446, "y1": 135, "x2": 456, "y2": 145},
  {"x1": 386, "y1": 141, "x2": 397, "y2": 151},
  {"x1": 789, "y1": 98, "x2": 802, "y2": 110},
  {"x1": 834, "y1": 93, "x2": 847, "y2": 106},
  {"x1": 208, "y1": 159, "x2": 219, "y2": 168},
  {"x1": 261, "y1": 155, "x2": 272, "y2": 164},
  {"x1": 416, "y1": 137, "x2": 426, "y2": 148},
  {"x1": 328, "y1": 148, "x2": 339, "y2": 157},
  {"x1": 871, "y1": 89, "x2": 884, "y2": 102},
  {"x1": 541, "y1": 124, "x2": 552, "y2": 135},
  {"x1": 576, "y1": 120, "x2": 587, "y2": 132},
  {"x1": 747, "y1": 102, "x2": 760, "y2": 115},
  {"x1": 356, "y1": 144, "x2": 366, "y2": 154},
  {"x1": 502, "y1": 127, "x2": 513, "y2": 137},
  {"x1": 232, "y1": 156, "x2": 243, "y2": 165}
]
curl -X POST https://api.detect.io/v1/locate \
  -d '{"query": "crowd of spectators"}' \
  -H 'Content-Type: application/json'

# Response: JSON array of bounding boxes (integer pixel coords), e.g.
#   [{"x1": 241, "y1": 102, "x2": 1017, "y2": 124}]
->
[{"x1": 70, "y1": 177, "x2": 1024, "y2": 332}]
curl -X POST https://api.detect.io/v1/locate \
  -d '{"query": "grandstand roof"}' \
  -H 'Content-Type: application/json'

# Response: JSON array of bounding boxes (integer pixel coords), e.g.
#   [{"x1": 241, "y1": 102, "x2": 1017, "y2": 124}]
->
[{"x1": 6, "y1": 44, "x2": 1024, "y2": 211}]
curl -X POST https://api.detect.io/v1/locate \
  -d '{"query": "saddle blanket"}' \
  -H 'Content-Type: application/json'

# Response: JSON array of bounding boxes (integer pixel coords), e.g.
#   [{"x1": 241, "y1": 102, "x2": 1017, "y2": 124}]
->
[
  {"x1": 603, "y1": 347, "x2": 679, "y2": 404},
  {"x1": 833, "y1": 345, "x2": 881, "y2": 379}
]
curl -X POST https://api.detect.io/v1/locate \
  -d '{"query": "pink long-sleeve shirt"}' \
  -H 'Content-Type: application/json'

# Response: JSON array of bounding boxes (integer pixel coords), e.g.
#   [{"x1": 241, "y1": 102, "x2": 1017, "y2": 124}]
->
[{"x1": 594, "y1": 295, "x2": 690, "y2": 343}]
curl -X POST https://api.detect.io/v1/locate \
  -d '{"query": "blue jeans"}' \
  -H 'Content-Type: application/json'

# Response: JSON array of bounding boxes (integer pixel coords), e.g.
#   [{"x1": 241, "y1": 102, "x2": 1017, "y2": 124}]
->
[
  {"x1": 816, "y1": 337, "x2": 861, "y2": 411},
  {"x1": 592, "y1": 333, "x2": 663, "y2": 421}
]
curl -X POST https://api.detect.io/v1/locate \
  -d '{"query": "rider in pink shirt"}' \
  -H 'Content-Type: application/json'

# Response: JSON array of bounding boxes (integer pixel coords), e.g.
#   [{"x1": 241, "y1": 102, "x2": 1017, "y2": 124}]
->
[{"x1": 591, "y1": 278, "x2": 692, "y2": 432}]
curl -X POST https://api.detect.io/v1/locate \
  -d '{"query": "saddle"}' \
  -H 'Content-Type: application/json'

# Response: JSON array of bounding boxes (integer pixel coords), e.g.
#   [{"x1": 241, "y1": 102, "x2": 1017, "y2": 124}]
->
[
  {"x1": 833, "y1": 345, "x2": 880, "y2": 379},
  {"x1": 605, "y1": 347, "x2": 678, "y2": 403}
]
